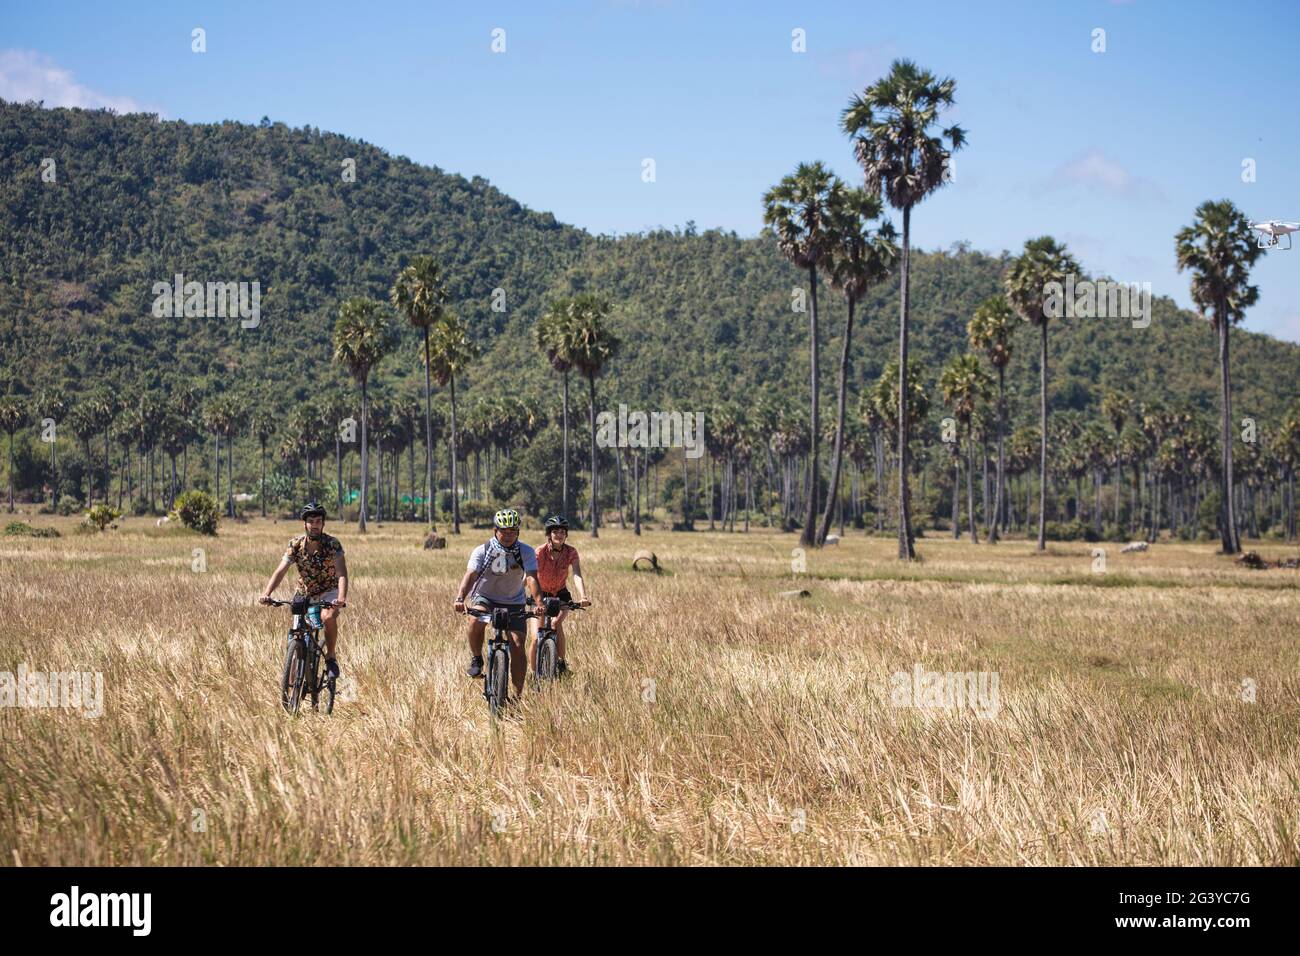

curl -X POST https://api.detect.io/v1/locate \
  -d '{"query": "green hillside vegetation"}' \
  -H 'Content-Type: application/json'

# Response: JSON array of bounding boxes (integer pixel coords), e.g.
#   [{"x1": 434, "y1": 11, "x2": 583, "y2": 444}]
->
[{"x1": 2, "y1": 99, "x2": 1298, "y2": 543}]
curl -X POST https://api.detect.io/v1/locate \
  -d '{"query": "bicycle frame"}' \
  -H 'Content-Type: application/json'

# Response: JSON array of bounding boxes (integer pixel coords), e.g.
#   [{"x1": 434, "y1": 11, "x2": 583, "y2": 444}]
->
[{"x1": 269, "y1": 597, "x2": 336, "y2": 714}]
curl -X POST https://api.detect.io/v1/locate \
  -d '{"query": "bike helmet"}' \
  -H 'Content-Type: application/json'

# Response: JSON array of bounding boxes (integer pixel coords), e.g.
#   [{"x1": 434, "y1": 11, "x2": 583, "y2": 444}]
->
[
  {"x1": 544, "y1": 514, "x2": 569, "y2": 531},
  {"x1": 493, "y1": 508, "x2": 521, "y2": 530},
  {"x1": 300, "y1": 502, "x2": 327, "y2": 520}
]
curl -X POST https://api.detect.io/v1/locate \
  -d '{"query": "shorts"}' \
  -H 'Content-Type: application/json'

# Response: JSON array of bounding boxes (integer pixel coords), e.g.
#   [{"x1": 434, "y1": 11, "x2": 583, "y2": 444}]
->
[
  {"x1": 541, "y1": 587, "x2": 572, "y2": 603},
  {"x1": 468, "y1": 597, "x2": 528, "y2": 632},
  {"x1": 301, "y1": 588, "x2": 339, "y2": 606}
]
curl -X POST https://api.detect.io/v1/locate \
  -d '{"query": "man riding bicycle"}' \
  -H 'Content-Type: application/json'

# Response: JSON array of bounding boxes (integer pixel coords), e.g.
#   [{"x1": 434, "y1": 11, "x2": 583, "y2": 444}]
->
[
  {"x1": 453, "y1": 507, "x2": 541, "y2": 699},
  {"x1": 531, "y1": 514, "x2": 591, "y2": 676},
  {"x1": 259, "y1": 502, "x2": 349, "y2": 680}
]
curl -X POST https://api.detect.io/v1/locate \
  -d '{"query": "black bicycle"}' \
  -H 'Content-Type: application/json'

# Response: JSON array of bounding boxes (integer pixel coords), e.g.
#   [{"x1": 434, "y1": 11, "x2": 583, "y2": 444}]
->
[
  {"x1": 534, "y1": 598, "x2": 585, "y2": 684},
  {"x1": 265, "y1": 596, "x2": 338, "y2": 715},
  {"x1": 467, "y1": 604, "x2": 536, "y2": 718}
]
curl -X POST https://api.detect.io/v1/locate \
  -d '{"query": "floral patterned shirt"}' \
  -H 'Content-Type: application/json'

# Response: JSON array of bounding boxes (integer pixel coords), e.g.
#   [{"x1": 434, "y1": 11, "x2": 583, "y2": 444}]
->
[{"x1": 283, "y1": 534, "x2": 345, "y2": 597}]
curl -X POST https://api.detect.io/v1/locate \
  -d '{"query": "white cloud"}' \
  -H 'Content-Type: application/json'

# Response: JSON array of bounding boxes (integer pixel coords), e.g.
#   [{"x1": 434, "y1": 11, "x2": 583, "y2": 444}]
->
[
  {"x1": 0, "y1": 49, "x2": 156, "y2": 114},
  {"x1": 1045, "y1": 149, "x2": 1164, "y2": 201}
]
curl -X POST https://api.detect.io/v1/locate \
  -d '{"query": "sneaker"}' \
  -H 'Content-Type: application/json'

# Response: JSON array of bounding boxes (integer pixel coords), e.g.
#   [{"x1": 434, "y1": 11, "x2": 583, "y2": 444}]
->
[
  {"x1": 466, "y1": 655, "x2": 484, "y2": 678},
  {"x1": 325, "y1": 658, "x2": 340, "y2": 680},
  {"x1": 556, "y1": 659, "x2": 569, "y2": 677}
]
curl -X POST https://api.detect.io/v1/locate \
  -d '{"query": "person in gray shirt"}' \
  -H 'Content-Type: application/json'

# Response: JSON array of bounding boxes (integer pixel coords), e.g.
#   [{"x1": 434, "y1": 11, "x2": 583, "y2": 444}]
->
[{"x1": 453, "y1": 507, "x2": 541, "y2": 697}]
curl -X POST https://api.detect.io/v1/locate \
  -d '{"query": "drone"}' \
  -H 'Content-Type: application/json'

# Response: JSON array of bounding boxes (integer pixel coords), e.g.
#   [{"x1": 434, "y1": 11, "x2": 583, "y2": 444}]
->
[{"x1": 1249, "y1": 220, "x2": 1298, "y2": 251}]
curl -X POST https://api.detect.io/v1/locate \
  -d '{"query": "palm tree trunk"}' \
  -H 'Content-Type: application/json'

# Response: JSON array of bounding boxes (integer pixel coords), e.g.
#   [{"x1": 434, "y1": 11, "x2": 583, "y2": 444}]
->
[
  {"x1": 802, "y1": 263, "x2": 821, "y2": 546},
  {"x1": 966, "y1": 426, "x2": 979, "y2": 543},
  {"x1": 226, "y1": 434, "x2": 233, "y2": 517},
  {"x1": 359, "y1": 381, "x2": 369, "y2": 532},
  {"x1": 1037, "y1": 321, "x2": 1049, "y2": 551},
  {"x1": 897, "y1": 206, "x2": 915, "y2": 559},
  {"x1": 818, "y1": 295, "x2": 855, "y2": 546},
  {"x1": 449, "y1": 375, "x2": 460, "y2": 534},
  {"x1": 1217, "y1": 313, "x2": 1239, "y2": 553},
  {"x1": 990, "y1": 366, "x2": 1005, "y2": 542},
  {"x1": 6, "y1": 433, "x2": 14, "y2": 512},
  {"x1": 587, "y1": 374, "x2": 599, "y2": 538},
  {"x1": 952, "y1": 457, "x2": 960, "y2": 539},
  {"x1": 422, "y1": 327, "x2": 434, "y2": 524},
  {"x1": 562, "y1": 370, "x2": 570, "y2": 520}
]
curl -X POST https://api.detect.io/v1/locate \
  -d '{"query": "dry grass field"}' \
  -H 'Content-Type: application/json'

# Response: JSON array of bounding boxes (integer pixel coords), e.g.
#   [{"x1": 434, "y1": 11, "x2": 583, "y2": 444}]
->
[{"x1": 2, "y1": 514, "x2": 1298, "y2": 866}]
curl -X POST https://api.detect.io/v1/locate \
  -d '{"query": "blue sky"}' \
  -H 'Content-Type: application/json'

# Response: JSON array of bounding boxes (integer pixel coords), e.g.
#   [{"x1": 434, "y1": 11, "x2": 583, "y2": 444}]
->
[{"x1": 3, "y1": 0, "x2": 1298, "y2": 341}]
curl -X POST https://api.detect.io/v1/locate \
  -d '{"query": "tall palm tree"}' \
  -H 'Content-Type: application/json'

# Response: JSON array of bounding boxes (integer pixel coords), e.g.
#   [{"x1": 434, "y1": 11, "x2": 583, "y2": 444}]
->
[
  {"x1": 426, "y1": 311, "x2": 477, "y2": 535},
  {"x1": 536, "y1": 298, "x2": 576, "y2": 520},
  {"x1": 842, "y1": 59, "x2": 966, "y2": 559},
  {"x1": 967, "y1": 295, "x2": 1015, "y2": 542},
  {"x1": 762, "y1": 161, "x2": 838, "y2": 547},
  {"x1": 391, "y1": 256, "x2": 449, "y2": 524},
  {"x1": 1175, "y1": 199, "x2": 1263, "y2": 554},
  {"x1": 816, "y1": 184, "x2": 897, "y2": 546},
  {"x1": 939, "y1": 353, "x2": 992, "y2": 542},
  {"x1": 1004, "y1": 236, "x2": 1080, "y2": 551},
  {"x1": 0, "y1": 396, "x2": 28, "y2": 512},
  {"x1": 565, "y1": 293, "x2": 620, "y2": 538},
  {"x1": 333, "y1": 297, "x2": 396, "y2": 533}
]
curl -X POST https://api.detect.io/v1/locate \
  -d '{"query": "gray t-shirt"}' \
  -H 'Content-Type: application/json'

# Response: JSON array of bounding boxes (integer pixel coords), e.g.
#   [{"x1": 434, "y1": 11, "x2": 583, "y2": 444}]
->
[{"x1": 467, "y1": 538, "x2": 538, "y2": 605}]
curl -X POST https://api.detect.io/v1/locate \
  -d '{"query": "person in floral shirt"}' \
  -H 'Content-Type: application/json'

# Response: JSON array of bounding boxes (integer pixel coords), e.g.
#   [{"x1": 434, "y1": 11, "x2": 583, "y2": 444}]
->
[{"x1": 259, "y1": 502, "x2": 349, "y2": 679}]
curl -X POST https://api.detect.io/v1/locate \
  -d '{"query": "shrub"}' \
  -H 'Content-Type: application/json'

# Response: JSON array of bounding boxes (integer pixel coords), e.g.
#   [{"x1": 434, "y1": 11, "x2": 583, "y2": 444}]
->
[
  {"x1": 84, "y1": 503, "x2": 121, "y2": 532},
  {"x1": 56, "y1": 495, "x2": 80, "y2": 516},
  {"x1": 3, "y1": 520, "x2": 60, "y2": 538},
  {"x1": 460, "y1": 499, "x2": 495, "y2": 527},
  {"x1": 170, "y1": 490, "x2": 219, "y2": 535}
]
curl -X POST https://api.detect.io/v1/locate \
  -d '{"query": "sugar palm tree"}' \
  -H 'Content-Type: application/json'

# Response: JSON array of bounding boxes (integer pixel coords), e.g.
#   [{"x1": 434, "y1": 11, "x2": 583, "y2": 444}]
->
[
  {"x1": 333, "y1": 297, "x2": 396, "y2": 533},
  {"x1": 536, "y1": 297, "x2": 576, "y2": 520},
  {"x1": 1175, "y1": 199, "x2": 1263, "y2": 554},
  {"x1": 967, "y1": 295, "x2": 1015, "y2": 542},
  {"x1": 939, "y1": 353, "x2": 991, "y2": 542},
  {"x1": 842, "y1": 59, "x2": 966, "y2": 559},
  {"x1": 426, "y1": 311, "x2": 477, "y2": 534},
  {"x1": 816, "y1": 184, "x2": 897, "y2": 546},
  {"x1": 0, "y1": 396, "x2": 28, "y2": 512},
  {"x1": 391, "y1": 256, "x2": 449, "y2": 524},
  {"x1": 565, "y1": 293, "x2": 619, "y2": 538},
  {"x1": 1004, "y1": 236, "x2": 1080, "y2": 550},
  {"x1": 763, "y1": 161, "x2": 837, "y2": 547}
]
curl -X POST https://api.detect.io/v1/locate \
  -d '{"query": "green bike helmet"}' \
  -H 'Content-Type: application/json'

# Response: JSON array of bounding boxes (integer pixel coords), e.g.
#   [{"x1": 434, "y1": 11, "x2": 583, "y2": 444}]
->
[{"x1": 493, "y1": 508, "x2": 521, "y2": 530}]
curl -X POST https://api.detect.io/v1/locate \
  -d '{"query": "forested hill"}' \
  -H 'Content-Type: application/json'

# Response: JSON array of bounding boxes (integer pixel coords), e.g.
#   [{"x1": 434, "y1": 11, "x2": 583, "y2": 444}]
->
[{"x1": 3, "y1": 99, "x2": 1298, "y2": 432}]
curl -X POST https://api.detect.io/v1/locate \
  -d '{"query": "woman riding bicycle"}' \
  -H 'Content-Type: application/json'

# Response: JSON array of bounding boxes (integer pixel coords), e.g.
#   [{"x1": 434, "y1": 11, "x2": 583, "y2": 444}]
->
[{"x1": 532, "y1": 514, "x2": 591, "y2": 676}]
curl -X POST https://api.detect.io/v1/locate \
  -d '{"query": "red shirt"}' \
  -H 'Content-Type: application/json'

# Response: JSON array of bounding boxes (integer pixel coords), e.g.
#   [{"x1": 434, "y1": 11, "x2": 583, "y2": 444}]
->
[{"x1": 536, "y1": 541, "x2": 578, "y2": 594}]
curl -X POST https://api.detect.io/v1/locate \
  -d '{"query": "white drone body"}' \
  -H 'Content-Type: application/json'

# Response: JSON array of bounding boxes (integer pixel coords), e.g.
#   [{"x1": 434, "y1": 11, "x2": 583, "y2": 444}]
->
[{"x1": 1250, "y1": 220, "x2": 1299, "y2": 251}]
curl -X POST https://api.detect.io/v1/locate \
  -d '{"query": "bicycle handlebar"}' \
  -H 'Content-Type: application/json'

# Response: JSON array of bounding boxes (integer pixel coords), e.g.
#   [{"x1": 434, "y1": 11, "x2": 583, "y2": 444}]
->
[{"x1": 263, "y1": 598, "x2": 339, "y2": 610}]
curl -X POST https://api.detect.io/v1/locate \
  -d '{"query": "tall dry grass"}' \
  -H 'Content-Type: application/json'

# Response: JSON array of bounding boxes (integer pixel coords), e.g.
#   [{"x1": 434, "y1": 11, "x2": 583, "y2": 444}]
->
[{"x1": 2, "y1": 515, "x2": 1297, "y2": 865}]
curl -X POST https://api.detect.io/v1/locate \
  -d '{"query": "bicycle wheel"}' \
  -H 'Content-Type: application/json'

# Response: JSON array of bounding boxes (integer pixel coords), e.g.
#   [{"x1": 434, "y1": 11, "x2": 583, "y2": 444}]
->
[
  {"x1": 537, "y1": 633, "x2": 558, "y2": 682},
  {"x1": 281, "y1": 637, "x2": 306, "y2": 714},
  {"x1": 305, "y1": 644, "x2": 320, "y2": 711},
  {"x1": 487, "y1": 645, "x2": 510, "y2": 717}
]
